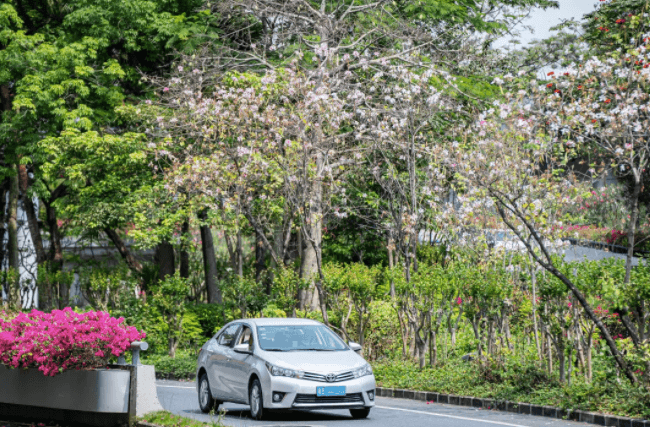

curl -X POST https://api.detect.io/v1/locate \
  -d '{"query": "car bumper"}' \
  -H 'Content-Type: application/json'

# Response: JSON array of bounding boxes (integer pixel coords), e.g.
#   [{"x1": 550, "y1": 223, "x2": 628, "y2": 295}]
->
[{"x1": 261, "y1": 375, "x2": 376, "y2": 410}]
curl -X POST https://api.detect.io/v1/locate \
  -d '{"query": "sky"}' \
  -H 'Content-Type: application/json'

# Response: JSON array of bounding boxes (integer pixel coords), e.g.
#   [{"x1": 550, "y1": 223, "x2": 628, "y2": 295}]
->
[{"x1": 493, "y1": 0, "x2": 601, "y2": 49}]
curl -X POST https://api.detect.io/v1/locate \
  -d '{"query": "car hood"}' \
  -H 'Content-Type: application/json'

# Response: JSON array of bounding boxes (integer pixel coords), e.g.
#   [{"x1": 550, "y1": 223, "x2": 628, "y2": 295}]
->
[{"x1": 260, "y1": 349, "x2": 367, "y2": 373}]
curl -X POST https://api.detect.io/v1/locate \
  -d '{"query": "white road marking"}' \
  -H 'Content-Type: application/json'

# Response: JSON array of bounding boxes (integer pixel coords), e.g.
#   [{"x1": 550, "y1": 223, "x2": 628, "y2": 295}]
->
[{"x1": 376, "y1": 406, "x2": 530, "y2": 427}]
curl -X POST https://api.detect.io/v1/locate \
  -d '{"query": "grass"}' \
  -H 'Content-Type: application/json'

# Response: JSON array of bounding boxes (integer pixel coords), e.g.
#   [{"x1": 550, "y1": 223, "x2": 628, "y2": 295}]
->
[{"x1": 138, "y1": 411, "x2": 224, "y2": 427}]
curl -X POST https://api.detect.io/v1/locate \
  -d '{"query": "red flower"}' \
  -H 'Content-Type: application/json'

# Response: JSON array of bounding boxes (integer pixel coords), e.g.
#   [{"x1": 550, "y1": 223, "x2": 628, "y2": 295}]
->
[
  {"x1": 604, "y1": 99, "x2": 611, "y2": 104},
  {"x1": 546, "y1": 83, "x2": 553, "y2": 88},
  {"x1": 547, "y1": 72, "x2": 555, "y2": 76}
]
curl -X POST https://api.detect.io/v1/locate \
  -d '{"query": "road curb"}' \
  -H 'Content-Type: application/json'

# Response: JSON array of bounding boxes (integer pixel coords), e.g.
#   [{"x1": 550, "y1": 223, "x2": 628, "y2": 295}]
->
[{"x1": 375, "y1": 387, "x2": 649, "y2": 426}]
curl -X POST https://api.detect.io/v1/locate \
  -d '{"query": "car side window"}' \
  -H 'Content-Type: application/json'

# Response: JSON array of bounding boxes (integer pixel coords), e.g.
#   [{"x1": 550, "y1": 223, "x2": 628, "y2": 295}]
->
[
  {"x1": 218, "y1": 324, "x2": 240, "y2": 347},
  {"x1": 237, "y1": 326, "x2": 254, "y2": 351}
]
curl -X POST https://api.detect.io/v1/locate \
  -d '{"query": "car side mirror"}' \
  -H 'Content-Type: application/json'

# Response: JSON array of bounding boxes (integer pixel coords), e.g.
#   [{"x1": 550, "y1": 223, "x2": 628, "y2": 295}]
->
[
  {"x1": 233, "y1": 343, "x2": 252, "y2": 355},
  {"x1": 349, "y1": 342, "x2": 362, "y2": 353}
]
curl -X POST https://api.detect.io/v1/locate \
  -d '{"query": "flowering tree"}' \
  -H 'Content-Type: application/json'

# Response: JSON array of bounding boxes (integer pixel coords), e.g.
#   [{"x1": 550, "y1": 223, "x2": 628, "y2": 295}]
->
[
  {"x1": 444, "y1": 30, "x2": 650, "y2": 385},
  {"x1": 359, "y1": 64, "x2": 462, "y2": 282},
  {"x1": 193, "y1": 0, "x2": 557, "y2": 310},
  {"x1": 144, "y1": 57, "x2": 362, "y2": 319}
]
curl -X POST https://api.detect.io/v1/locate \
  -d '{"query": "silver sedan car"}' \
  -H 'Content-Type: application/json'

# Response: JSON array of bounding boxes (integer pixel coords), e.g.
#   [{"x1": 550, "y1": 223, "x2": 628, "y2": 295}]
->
[{"x1": 196, "y1": 318, "x2": 376, "y2": 420}]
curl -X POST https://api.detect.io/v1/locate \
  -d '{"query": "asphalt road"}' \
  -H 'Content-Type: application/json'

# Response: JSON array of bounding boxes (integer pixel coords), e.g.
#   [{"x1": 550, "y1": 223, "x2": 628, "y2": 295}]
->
[{"x1": 156, "y1": 380, "x2": 599, "y2": 427}]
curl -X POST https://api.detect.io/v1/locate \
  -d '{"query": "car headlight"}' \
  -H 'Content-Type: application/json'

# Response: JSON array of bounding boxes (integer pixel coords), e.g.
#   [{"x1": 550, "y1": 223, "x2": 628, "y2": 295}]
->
[
  {"x1": 353, "y1": 364, "x2": 373, "y2": 378},
  {"x1": 265, "y1": 362, "x2": 304, "y2": 379}
]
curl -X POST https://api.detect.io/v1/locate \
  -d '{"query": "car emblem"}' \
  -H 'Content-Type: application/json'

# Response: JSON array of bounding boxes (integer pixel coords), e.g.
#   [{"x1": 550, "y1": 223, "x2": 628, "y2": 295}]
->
[{"x1": 326, "y1": 373, "x2": 336, "y2": 382}]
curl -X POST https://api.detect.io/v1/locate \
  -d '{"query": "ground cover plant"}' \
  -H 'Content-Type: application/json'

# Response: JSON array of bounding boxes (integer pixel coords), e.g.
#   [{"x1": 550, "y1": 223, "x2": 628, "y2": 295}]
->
[{"x1": 373, "y1": 358, "x2": 650, "y2": 419}]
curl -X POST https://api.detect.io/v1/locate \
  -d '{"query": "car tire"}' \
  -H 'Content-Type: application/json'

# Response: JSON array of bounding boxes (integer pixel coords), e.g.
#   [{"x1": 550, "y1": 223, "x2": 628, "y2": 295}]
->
[
  {"x1": 198, "y1": 373, "x2": 221, "y2": 413},
  {"x1": 249, "y1": 378, "x2": 265, "y2": 420},
  {"x1": 350, "y1": 407, "x2": 371, "y2": 419}
]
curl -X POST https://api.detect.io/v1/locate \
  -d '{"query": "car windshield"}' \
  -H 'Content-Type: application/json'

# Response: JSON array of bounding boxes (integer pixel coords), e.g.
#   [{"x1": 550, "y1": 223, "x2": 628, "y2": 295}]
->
[{"x1": 257, "y1": 325, "x2": 348, "y2": 351}]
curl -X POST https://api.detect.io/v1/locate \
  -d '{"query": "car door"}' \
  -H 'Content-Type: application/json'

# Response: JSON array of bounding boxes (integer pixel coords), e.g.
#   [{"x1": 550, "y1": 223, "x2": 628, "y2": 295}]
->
[
  {"x1": 206, "y1": 323, "x2": 241, "y2": 400},
  {"x1": 223, "y1": 324, "x2": 255, "y2": 403}
]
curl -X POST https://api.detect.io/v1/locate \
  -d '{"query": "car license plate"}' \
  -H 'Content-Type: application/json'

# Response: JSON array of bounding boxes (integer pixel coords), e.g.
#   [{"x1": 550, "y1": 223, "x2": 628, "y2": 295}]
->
[{"x1": 317, "y1": 386, "x2": 346, "y2": 397}]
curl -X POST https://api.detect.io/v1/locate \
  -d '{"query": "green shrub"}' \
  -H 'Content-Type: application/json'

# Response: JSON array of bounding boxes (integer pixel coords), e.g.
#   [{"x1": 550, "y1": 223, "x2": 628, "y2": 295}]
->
[
  {"x1": 143, "y1": 350, "x2": 197, "y2": 380},
  {"x1": 364, "y1": 300, "x2": 401, "y2": 360},
  {"x1": 185, "y1": 303, "x2": 224, "y2": 340},
  {"x1": 261, "y1": 303, "x2": 287, "y2": 318}
]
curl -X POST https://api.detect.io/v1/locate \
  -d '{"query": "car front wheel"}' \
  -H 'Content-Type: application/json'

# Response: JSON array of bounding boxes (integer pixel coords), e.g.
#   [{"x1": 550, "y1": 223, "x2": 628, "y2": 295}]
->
[
  {"x1": 198, "y1": 373, "x2": 221, "y2": 413},
  {"x1": 350, "y1": 407, "x2": 371, "y2": 419},
  {"x1": 249, "y1": 378, "x2": 265, "y2": 420}
]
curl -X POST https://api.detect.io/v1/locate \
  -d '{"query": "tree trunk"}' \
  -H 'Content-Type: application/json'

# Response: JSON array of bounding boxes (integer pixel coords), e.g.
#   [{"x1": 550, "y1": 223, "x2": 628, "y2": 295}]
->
[
  {"x1": 6, "y1": 169, "x2": 21, "y2": 309},
  {"x1": 430, "y1": 329, "x2": 438, "y2": 366},
  {"x1": 487, "y1": 317, "x2": 495, "y2": 355},
  {"x1": 586, "y1": 338, "x2": 593, "y2": 383},
  {"x1": 624, "y1": 176, "x2": 641, "y2": 284},
  {"x1": 297, "y1": 230, "x2": 305, "y2": 310},
  {"x1": 471, "y1": 317, "x2": 482, "y2": 357},
  {"x1": 547, "y1": 333, "x2": 553, "y2": 374},
  {"x1": 300, "y1": 152, "x2": 324, "y2": 312},
  {"x1": 388, "y1": 235, "x2": 396, "y2": 298},
  {"x1": 18, "y1": 166, "x2": 46, "y2": 264},
  {"x1": 0, "y1": 178, "x2": 10, "y2": 278},
  {"x1": 44, "y1": 201, "x2": 66, "y2": 306},
  {"x1": 255, "y1": 231, "x2": 267, "y2": 284},
  {"x1": 179, "y1": 221, "x2": 190, "y2": 279},
  {"x1": 414, "y1": 328, "x2": 427, "y2": 369},
  {"x1": 397, "y1": 308, "x2": 408, "y2": 358},
  {"x1": 300, "y1": 231, "x2": 319, "y2": 310},
  {"x1": 198, "y1": 210, "x2": 222, "y2": 304},
  {"x1": 104, "y1": 228, "x2": 143, "y2": 273},
  {"x1": 236, "y1": 229, "x2": 243, "y2": 277},
  {"x1": 557, "y1": 337, "x2": 566, "y2": 383},
  {"x1": 155, "y1": 241, "x2": 175, "y2": 280}
]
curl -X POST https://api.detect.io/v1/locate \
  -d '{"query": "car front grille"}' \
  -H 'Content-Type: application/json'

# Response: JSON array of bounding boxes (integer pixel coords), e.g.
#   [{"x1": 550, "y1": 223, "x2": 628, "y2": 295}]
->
[
  {"x1": 293, "y1": 393, "x2": 363, "y2": 405},
  {"x1": 302, "y1": 371, "x2": 355, "y2": 382}
]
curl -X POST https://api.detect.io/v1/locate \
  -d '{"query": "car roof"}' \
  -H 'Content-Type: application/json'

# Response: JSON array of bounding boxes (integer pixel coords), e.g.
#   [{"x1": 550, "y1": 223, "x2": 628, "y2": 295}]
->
[{"x1": 238, "y1": 318, "x2": 323, "y2": 327}]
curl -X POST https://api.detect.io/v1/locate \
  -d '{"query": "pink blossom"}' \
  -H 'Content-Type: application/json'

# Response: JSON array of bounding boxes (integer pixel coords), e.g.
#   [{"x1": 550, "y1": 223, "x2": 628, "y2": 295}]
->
[{"x1": 0, "y1": 308, "x2": 145, "y2": 377}]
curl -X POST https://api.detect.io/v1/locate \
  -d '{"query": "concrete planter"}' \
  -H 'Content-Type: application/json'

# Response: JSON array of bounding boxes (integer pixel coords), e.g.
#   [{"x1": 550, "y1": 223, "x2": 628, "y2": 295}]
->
[
  {"x1": 0, "y1": 364, "x2": 135, "y2": 427},
  {"x1": 0, "y1": 364, "x2": 131, "y2": 413}
]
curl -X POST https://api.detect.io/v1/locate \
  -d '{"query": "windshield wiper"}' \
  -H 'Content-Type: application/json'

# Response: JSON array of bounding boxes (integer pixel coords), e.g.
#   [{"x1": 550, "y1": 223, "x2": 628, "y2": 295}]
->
[
  {"x1": 263, "y1": 348, "x2": 288, "y2": 351},
  {"x1": 300, "y1": 348, "x2": 336, "y2": 351}
]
